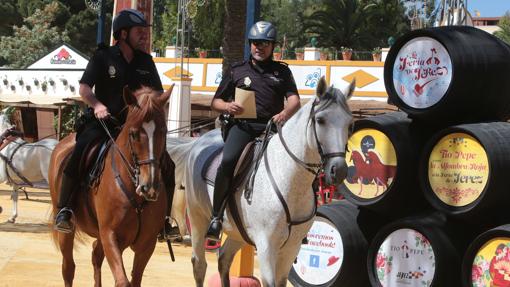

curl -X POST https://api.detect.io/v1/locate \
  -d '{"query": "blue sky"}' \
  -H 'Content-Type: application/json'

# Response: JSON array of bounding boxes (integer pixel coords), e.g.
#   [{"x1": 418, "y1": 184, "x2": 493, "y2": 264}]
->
[{"x1": 468, "y1": 0, "x2": 510, "y2": 17}]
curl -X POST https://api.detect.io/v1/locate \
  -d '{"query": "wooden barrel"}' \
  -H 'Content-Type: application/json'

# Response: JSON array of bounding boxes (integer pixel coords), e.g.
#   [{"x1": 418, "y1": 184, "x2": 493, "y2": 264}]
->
[
  {"x1": 462, "y1": 224, "x2": 510, "y2": 287},
  {"x1": 419, "y1": 122, "x2": 510, "y2": 221},
  {"x1": 288, "y1": 200, "x2": 370, "y2": 287},
  {"x1": 340, "y1": 112, "x2": 434, "y2": 214},
  {"x1": 385, "y1": 26, "x2": 510, "y2": 124},
  {"x1": 367, "y1": 212, "x2": 464, "y2": 287}
]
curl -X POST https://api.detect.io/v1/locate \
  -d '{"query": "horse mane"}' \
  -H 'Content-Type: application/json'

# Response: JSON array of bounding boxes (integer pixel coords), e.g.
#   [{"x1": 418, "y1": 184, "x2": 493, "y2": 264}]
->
[
  {"x1": 124, "y1": 87, "x2": 167, "y2": 128},
  {"x1": 315, "y1": 86, "x2": 352, "y2": 115}
]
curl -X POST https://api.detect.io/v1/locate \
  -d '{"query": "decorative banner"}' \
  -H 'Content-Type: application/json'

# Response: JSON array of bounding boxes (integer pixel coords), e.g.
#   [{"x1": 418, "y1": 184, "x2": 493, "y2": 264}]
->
[
  {"x1": 292, "y1": 217, "x2": 344, "y2": 285},
  {"x1": 393, "y1": 37, "x2": 452, "y2": 108},
  {"x1": 343, "y1": 129, "x2": 397, "y2": 199},
  {"x1": 376, "y1": 229, "x2": 435, "y2": 287},
  {"x1": 428, "y1": 133, "x2": 489, "y2": 207},
  {"x1": 472, "y1": 237, "x2": 510, "y2": 287}
]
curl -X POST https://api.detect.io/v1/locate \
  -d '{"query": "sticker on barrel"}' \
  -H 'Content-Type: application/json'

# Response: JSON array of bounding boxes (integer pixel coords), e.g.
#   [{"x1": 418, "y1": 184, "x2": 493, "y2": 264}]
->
[
  {"x1": 292, "y1": 217, "x2": 344, "y2": 285},
  {"x1": 343, "y1": 129, "x2": 397, "y2": 199},
  {"x1": 428, "y1": 133, "x2": 489, "y2": 207},
  {"x1": 392, "y1": 37, "x2": 452, "y2": 109},
  {"x1": 471, "y1": 237, "x2": 510, "y2": 287},
  {"x1": 376, "y1": 229, "x2": 435, "y2": 287}
]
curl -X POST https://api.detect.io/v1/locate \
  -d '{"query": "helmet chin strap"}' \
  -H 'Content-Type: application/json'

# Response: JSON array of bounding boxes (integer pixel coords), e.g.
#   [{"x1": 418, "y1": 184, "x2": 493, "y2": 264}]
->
[{"x1": 124, "y1": 28, "x2": 137, "y2": 53}]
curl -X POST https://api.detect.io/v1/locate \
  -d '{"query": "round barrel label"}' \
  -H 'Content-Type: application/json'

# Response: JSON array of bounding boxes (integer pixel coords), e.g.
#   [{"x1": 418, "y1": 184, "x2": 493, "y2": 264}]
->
[
  {"x1": 392, "y1": 37, "x2": 452, "y2": 109},
  {"x1": 472, "y1": 237, "x2": 510, "y2": 287},
  {"x1": 292, "y1": 216, "x2": 344, "y2": 285},
  {"x1": 428, "y1": 133, "x2": 489, "y2": 207},
  {"x1": 343, "y1": 129, "x2": 397, "y2": 199},
  {"x1": 376, "y1": 228, "x2": 435, "y2": 287}
]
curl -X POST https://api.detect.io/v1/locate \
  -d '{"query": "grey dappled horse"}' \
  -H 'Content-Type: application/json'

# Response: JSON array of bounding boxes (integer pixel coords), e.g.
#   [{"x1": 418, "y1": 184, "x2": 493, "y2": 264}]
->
[
  {"x1": 167, "y1": 77, "x2": 354, "y2": 287},
  {"x1": 0, "y1": 112, "x2": 57, "y2": 222}
]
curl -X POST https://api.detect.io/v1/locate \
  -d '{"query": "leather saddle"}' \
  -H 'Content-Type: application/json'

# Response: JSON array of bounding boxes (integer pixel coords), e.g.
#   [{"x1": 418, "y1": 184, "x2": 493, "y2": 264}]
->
[
  {"x1": 76, "y1": 137, "x2": 111, "y2": 190},
  {"x1": 201, "y1": 140, "x2": 257, "y2": 191}
]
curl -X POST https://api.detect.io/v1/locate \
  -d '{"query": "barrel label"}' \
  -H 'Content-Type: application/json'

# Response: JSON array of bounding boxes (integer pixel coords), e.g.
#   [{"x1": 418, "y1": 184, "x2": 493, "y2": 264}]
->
[
  {"x1": 343, "y1": 129, "x2": 397, "y2": 199},
  {"x1": 376, "y1": 229, "x2": 435, "y2": 287},
  {"x1": 393, "y1": 37, "x2": 452, "y2": 108},
  {"x1": 292, "y1": 217, "x2": 344, "y2": 285},
  {"x1": 428, "y1": 133, "x2": 489, "y2": 207},
  {"x1": 472, "y1": 237, "x2": 510, "y2": 287}
]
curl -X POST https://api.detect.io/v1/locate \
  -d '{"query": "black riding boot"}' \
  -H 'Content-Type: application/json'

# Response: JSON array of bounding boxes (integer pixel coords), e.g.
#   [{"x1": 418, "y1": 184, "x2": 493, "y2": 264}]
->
[
  {"x1": 54, "y1": 173, "x2": 77, "y2": 233},
  {"x1": 206, "y1": 166, "x2": 232, "y2": 242},
  {"x1": 158, "y1": 152, "x2": 181, "y2": 242}
]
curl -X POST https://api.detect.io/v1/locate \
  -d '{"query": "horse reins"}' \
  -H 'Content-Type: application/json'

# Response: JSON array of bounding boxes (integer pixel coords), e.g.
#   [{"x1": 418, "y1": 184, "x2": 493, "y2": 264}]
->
[
  {"x1": 266, "y1": 98, "x2": 347, "y2": 247},
  {"x1": 99, "y1": 117, "x2": 161, "y2": 243}
]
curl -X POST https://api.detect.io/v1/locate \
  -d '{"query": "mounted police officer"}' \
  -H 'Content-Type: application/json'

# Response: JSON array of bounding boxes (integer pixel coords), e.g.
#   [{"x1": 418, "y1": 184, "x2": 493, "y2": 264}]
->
[
  {"x1": 206, "y1": 21, "x2": 301, "y2": 242},
  {"x1": 54, "y1": 8, "x2": 180, "y2": 241}
]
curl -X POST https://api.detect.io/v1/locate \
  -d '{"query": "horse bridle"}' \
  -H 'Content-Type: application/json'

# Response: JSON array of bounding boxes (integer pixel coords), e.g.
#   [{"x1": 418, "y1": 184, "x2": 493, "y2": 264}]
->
[
  {"x1": 99, "y1": 118, "x2": 159, "y2": 189},
  {"x1": 256, "y1": 98, "x2": 348, "y2": 248},
  {"x1": 276, "y1": 98, "x2": 347, "y2": 175}
]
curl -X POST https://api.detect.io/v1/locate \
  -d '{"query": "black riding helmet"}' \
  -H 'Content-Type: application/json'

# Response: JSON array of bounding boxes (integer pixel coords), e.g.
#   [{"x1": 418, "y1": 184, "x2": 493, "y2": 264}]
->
[
  {"x1": 247, "y1": 21, "x2": 277, "y2": 42},
  {"x1": 112, "y1": 9, "x2": 150, "y2": 40}
]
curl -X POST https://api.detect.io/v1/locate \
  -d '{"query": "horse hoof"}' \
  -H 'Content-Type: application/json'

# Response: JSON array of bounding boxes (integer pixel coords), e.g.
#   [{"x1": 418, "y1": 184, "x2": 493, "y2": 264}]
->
[{"x1": 7, "y1": 218, "x2": 15, "y2": 223}]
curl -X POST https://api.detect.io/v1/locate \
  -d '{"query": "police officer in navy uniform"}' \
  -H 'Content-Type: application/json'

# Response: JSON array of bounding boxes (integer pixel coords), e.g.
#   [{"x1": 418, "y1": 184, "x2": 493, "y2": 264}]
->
[
  {"x1": 54, "y1": 8, "x2": 180, "y2": 240},
  {"x1": 206, "y1": 21, "x2": 301, "y2": 242}
]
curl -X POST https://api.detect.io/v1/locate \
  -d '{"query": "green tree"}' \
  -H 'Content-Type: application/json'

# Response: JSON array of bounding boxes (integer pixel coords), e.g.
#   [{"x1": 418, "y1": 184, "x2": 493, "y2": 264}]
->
[
  {"x1": 261, "y1": 0, "x2": 318, "y2": 51},
  {"x1": 495, "y1": 12, "x2": 510, "y2": 45},
  {"x1": 0, "y1": 0, "x2": 23, "y2": 37},
  {"x1": 304, "y1": 0, "x2": 409, "y2": 51},
  {"x1": 191, "y1": 0, "x2": 225, "y2": 51},
  {"x1": 152, "y1": 0, "x2": 176, "y2": 55},
  {"x1": 0, "y1": 1, "x2": 70, "y2": 68}
]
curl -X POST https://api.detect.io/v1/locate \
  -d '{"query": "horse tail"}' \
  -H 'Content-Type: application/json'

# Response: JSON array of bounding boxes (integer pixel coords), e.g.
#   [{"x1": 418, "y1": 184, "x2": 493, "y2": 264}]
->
[{"x1": 167, "y1": 137, "x2": 197, "y2": 187}]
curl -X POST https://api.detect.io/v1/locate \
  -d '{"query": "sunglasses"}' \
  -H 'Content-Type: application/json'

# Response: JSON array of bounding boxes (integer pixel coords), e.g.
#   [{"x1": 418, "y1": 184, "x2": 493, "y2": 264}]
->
[{"x1": 251, "y1": 40, "x2": 272, "y2": 47}]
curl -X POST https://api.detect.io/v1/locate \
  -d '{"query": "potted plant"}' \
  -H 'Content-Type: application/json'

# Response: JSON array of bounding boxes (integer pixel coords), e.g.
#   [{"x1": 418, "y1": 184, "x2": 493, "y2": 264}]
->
[
  {"x1": 341, "y1": 47, "x2": 353, "y2": 60},
  {"x1": 273, "y1": 46, "x2": 282, "y2": 60},
  {"x1": 295, "y1": 47, "x2": 304, "y2": 60},
  {"x1": 372, "y1": 47, "x2": 382, "y2": 62},
  {"x1": 198, "y1": 48, "x2": 207, "y2": 58},
  {"x1": 319, "y1": 48, "x2": 329, "y2": 61}
]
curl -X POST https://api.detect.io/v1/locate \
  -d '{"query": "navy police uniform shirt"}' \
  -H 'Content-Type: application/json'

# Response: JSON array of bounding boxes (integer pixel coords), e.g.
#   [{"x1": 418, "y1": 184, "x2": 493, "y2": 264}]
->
[
  {"x1": 80, "y1": 45, "x2": 163, "y2": 123},
  {"x1": 213, "y1": 59, "x2": 299, "y2": 121}
]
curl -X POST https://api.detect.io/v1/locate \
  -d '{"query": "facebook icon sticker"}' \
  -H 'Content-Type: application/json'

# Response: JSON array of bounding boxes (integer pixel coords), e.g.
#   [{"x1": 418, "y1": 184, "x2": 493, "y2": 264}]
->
[{"x1": 309, "y1": 255, "x2": 320, "y2": 268}]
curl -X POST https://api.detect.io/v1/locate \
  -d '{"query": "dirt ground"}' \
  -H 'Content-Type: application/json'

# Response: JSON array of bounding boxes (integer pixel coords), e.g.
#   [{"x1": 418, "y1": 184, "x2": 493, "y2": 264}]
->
[{"x1": 0, "y1": 184, "x2": 263, "y2": 286}]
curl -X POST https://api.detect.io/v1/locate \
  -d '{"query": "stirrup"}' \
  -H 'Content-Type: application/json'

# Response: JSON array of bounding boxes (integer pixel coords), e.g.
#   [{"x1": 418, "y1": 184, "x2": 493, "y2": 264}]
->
[
  {"x1": 158, "y1": 217, "x2": 181, "y2": 242},
  {"x1": 54, "y1": 207, "x2": 75, "y2": 234},
  {"x1": 205, "y1": 217, "x2": 223, "y2": 243}
]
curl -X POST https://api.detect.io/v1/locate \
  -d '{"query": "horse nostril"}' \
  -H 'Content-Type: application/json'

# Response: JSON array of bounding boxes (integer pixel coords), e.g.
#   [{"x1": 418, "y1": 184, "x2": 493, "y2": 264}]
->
[{"x1": 330, "y1": 165, "x2": 337, "y2": 177}]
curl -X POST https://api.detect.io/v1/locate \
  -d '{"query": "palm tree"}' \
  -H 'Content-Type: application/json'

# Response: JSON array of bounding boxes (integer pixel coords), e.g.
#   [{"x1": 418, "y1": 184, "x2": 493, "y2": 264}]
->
[
  {"x1": 305, "y1": 0, "x2": 409, "y2": 51},
  {"x1": 221, "y1": 0, "x2": 247, "y2": 72}
]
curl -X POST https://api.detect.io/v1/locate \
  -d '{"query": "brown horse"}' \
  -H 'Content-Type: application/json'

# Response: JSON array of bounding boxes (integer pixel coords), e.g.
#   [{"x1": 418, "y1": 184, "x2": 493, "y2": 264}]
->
[{"x1": 49, "y1": 86, "x2": 173, "y2": 287}]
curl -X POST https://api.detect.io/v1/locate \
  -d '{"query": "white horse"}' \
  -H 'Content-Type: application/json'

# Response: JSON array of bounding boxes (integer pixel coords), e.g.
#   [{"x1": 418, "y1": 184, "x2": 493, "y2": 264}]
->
[
  {"x1": 168, "y1": 77, "x2": 354, "y2": 287},
  {"x1": 0, "y1": 112, "x2": 58, "y2": 222},
  {"x1": 166, "y1": 135, "x2": 197, "y2": 237}
]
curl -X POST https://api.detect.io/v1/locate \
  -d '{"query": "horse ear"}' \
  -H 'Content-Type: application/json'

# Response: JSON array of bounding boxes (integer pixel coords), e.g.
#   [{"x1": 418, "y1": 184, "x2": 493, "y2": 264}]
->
[
  {"x1": 123, "y1": 86, "x2": 137, "y2": 106},
  {"x1": 342, "y1": 79, "x2": 355, "y2": 100},
  {"x1": 316, "y1": 76, "x2": 327, "y2": 98},
  {"x1": 160, "y1": 84, "x2": 174, "y2": 104}
]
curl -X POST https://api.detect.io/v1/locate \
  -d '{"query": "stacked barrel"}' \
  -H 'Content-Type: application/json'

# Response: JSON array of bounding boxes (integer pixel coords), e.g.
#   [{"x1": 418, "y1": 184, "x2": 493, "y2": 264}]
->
[{"x1": 288, "y1": 26, "x2": 510, "y2": 287}]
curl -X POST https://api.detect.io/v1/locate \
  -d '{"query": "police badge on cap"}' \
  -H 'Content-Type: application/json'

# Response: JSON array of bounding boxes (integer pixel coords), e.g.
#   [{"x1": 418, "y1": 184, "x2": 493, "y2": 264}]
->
[{"x1": 108, "y1": 65, "x2": 116, "y2": 78}]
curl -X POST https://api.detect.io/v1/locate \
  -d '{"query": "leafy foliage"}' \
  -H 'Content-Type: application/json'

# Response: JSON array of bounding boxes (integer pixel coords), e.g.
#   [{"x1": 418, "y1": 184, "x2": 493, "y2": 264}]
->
[
  {"x1": 0, "y1": 1, "x2": 70, "y2": 68},
  {"x1": 495, "y1": 12, "x2": 510, "y2": 45},
  {"x1": 305, "y1": 0, "x2": 409, "y2": 50},
  {"x1": 54, "y1": 105, "x2": 83, "y2": 138}
]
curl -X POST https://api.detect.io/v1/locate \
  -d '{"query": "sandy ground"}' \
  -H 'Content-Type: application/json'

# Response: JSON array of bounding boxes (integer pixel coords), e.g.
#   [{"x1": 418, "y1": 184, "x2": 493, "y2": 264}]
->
[{"x1": 0, "y1": 184, "x2": 263, "y2": 286}]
